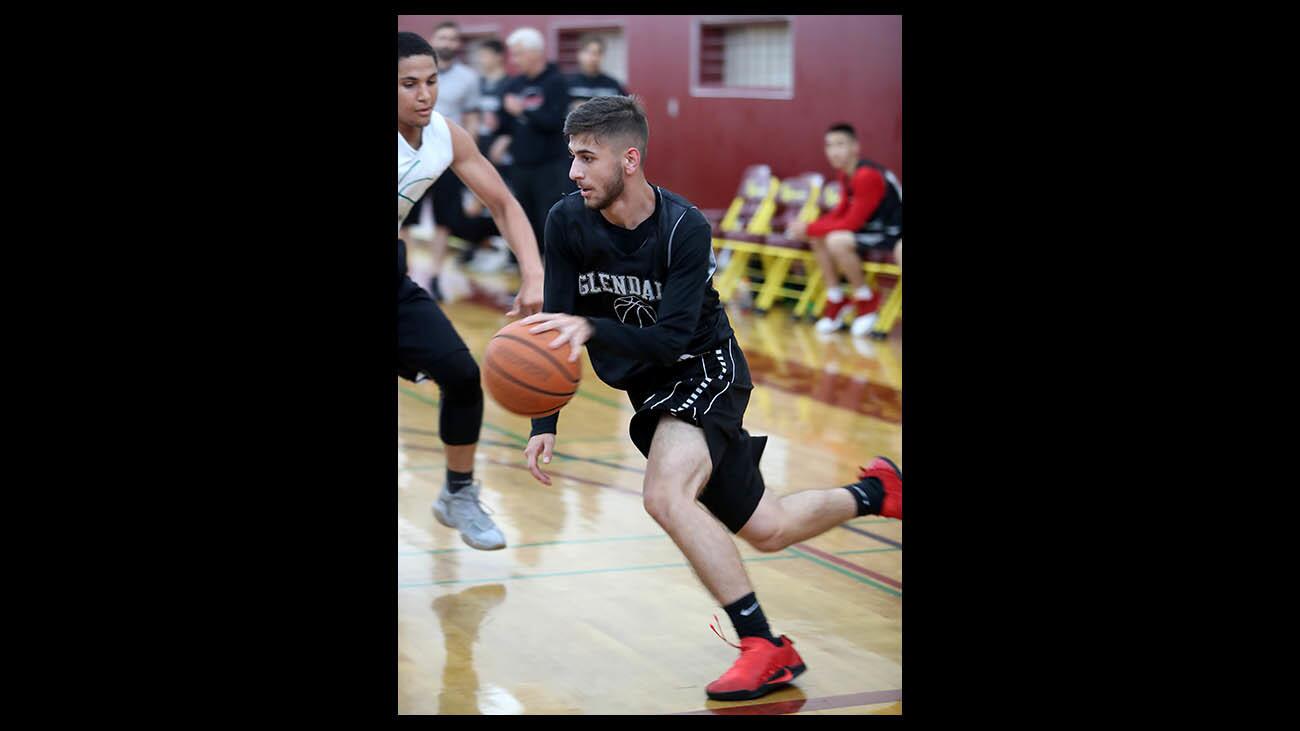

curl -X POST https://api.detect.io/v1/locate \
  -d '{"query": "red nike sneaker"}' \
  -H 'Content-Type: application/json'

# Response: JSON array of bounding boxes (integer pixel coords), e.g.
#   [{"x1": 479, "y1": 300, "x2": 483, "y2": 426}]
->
[
  {"x1": 859, "y1": 456, "x2": 903, "y2": 519},
  {"x1": 706, "y1": 635, "x2": 807, "y2": 701}
]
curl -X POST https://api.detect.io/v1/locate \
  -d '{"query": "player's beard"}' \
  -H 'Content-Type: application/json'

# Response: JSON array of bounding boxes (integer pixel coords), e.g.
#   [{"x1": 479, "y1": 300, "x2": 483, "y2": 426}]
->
[{"x1": 589, "y1": 173, "x2": 624, "y2": 211}]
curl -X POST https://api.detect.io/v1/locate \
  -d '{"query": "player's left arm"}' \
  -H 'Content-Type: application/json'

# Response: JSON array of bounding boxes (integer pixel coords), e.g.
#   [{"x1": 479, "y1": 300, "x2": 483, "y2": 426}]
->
[
  {"x1": 447, "y1": 119, "x2": 543, "y2": 316},
  {"x1": 835, "y1": 167, "x2": 887, "y2": 232}
]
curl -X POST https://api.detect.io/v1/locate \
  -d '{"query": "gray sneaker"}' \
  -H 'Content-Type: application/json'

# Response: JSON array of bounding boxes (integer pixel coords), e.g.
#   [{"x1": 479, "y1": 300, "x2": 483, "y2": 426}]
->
[{"x1": 433, "y1": 481, "x2": 507, "y2": 550}]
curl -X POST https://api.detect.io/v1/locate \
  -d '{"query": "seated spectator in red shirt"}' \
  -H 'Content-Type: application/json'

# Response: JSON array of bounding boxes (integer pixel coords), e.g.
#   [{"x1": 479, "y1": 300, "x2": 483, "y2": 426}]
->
[{"x1": 785, "y1": 123, "x2": 902, "y2": 337}]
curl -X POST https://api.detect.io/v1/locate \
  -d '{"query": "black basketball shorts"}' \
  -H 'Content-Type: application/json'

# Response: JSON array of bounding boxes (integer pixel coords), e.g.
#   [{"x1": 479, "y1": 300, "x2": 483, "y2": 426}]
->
[
  {"x1": 854, "y1": 230, "x2": 901, "y2": 259},
  {"x1": 627, "y1": 337, "x2": 768, "y2": 534},
  {"x1": 397, "y1": 240, "x2": 471, "y2": 383}
]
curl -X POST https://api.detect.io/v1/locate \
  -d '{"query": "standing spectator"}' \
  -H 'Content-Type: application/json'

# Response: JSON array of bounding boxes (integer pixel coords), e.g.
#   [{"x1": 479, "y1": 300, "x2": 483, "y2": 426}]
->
[
  {"x1": 566, "y1": 35, "x2": 627, "y2": 111},
  {"x1": 472, "y1": 38, "x2": 511, "y2": 167},
  {"x1": 784, "y1": 123, "x2": 902, "y2": 337},
  {"x1": 499, "y1": 27, "x2": 575, "y2": 256},
  {"x1": 430, "y1": 22, "x2": 481, "y2": 130},
  {"x1": 454, "y1": 37, "x2": 515, "y2": 271}
]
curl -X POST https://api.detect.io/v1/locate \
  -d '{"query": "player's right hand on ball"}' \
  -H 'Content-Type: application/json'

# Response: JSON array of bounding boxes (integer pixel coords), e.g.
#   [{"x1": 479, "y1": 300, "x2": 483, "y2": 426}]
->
[{"x1": 524, "y1": 434, "x2": 556, "y2": 485}]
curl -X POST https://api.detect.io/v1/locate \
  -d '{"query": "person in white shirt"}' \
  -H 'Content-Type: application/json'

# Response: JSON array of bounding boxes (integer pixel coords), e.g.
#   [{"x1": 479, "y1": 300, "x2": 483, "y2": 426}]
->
[
  {"x1": 397, "y1": 31, "x2": 543, "y2": 550},
  {"x1": 401, "y1": 21, "x2": 487, "y2": 299}
]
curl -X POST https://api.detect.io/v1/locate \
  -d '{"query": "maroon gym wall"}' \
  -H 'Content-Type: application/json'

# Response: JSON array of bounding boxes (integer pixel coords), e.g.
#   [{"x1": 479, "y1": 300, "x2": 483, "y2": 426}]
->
[{"x1": 398, "y1": 15, "x2": 901, "y2": 211}]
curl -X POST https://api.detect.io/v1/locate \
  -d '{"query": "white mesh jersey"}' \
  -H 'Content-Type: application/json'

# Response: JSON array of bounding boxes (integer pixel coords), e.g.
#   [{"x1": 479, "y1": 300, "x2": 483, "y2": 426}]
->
[{"x1": 397, "y1": 111, "x2": 453, "y2": 231}]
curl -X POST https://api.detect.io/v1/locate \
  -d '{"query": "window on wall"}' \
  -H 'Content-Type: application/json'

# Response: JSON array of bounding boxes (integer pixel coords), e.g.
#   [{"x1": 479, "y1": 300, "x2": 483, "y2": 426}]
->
[
  {"x1": 695, "y1": 18, "x2": 793, "y2": 99},
  {"x1": 556, "y1": 27, "x2": 628, "y2": 86}
]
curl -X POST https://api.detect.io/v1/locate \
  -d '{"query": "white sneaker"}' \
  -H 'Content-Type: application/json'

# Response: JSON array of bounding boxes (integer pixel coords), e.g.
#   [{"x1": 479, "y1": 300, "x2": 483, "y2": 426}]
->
[
  {"x1": 433, "y1": 481, "x2": 507, "y2": 550},
  {"x1": 815, "y1": 315, "x2": 846, "y2": 334},
  {"x1": 467, "y1": 247, "x2": 510, "y2": 273},
  {"x1": 813, "y1": 298, "x2": 854, "y2": 335},
  {"x1": 850, "y1": 312, "x2": 879, "y2": 338}
]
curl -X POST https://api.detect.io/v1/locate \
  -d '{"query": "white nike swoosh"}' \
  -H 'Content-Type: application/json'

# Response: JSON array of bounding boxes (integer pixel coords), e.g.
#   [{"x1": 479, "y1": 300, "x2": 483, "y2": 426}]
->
[
  {"x1": 739, "y1": 602, "x2": 759, "y2": 616},
  {"x1": 850, "y1": 484, "x2": 872, "y2": 505}
]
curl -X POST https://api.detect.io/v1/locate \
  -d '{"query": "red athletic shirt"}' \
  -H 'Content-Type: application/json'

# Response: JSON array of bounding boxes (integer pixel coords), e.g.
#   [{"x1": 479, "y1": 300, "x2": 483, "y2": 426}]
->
[{"x1": 806, "y1": 164, "x2": 886, "y2": 238}]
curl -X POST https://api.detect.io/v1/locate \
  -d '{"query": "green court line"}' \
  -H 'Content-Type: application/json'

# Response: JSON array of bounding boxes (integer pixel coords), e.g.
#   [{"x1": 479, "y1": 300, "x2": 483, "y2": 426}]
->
[
  {"x1": 399, "y1": 533, "x2": 668, "y2": 556},
  {"x1": 552, "y1": 435, "x2": 629, "y2": 445},
  {"x1": 397, "y1": 433, "x2": 627, "y2": 468},
  {"x1": 572, "y1": 389, "x2": 627, "y2": 410},
  {"x1": 400, "y1": 385, "x2": 900, "y2": 597},
  {"x1": 399, "y1": 386, "x2": 528, "y2": 445},
  {"x1": 399, "y1": 387, "x2": 637, "y2": 466},
  {"x1": 834, "y1": 547, "x2": 902, "y2": 556},
  {"x1": 849, "y1": 518, "x2": 895, "y2": 525},
  {"x1": 399, "y1": 553, "x2": 799, "y2": 589},
  {"x1": 590, "y1": 452, "x2": 640, "y2": 462},
  {"x1": 786, "y1": 546, "x2": 901, "y2": 598}
]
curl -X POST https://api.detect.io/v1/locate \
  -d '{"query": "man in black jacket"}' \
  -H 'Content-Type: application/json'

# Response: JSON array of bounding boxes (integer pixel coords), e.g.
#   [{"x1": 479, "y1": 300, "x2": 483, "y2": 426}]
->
[{"x1": 499, "y1": 27, "x2": 575, "y2": 255}]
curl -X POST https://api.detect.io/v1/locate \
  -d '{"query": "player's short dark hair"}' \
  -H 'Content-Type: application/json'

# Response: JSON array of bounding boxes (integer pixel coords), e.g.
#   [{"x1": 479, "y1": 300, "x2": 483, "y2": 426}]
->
[
  {"x1": 433, "y1": 21, "x2": 459, "y2": 35},
  {"x1": 579, "y1": 35, "x2": 606, "y2": 53},
  {"x1": 827, "y1": 122, "x2": 857, "y2": 139},
  {"x1": 478, "y1": 38, "x2": 505, "y2": 55},
  {"x1": 399, "y1": 32, "x2": 435, "y2": 62},
  {"x1": 564, "y1": 95, "x2": 649, "y2": 158}
]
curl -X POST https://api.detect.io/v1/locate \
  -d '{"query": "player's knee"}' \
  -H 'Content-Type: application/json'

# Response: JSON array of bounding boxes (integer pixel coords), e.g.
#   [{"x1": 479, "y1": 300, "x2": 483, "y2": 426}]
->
[
  {"x1": 437, "y1": 353, "x2": 482, "y2": 402},
  {"x1": 826, "y1": 231, "x2": 855, "y2": 252},
  {"x1": 740, "y1": 517, "x2": 788, "y2": 553},
  {"x1": 642, "y1": 477, "x2": 698, "y2": 526},
  {"x1": 749, "y1": 530, "x2": 788, "y2": 553},
  {"x1": 642, "y1": 488, "x2": 676, "y2": 525},
  {"x1": 438, "y1": 354, "x2": 483, "y2": 446}
]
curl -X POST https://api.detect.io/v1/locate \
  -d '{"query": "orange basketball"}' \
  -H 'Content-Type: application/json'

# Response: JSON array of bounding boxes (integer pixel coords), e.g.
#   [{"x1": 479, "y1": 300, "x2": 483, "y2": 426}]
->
[{"x1": 482, "y1": 318, "x2": 582, "y2": 418}]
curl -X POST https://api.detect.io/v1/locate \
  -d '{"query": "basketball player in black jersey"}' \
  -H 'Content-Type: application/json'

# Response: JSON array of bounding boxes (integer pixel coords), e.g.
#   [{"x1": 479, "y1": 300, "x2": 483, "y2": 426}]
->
[{"x1": 518, "y1": 96, "x2": 904, "y2": 701}]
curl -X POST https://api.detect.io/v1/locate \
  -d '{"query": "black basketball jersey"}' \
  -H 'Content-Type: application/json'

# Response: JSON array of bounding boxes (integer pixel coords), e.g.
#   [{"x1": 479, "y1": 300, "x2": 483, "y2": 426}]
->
[
  {"x1": 857, "y1": 159, "x2": 903, "y2": 238},
  {"x1": 538, "y1": 185, "x2": 734, "y2": 394}
]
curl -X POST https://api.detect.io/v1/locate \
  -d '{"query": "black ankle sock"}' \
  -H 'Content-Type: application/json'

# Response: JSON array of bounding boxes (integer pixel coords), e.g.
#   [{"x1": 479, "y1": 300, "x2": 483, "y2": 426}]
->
[
  {"x1": 724, "y1": 592, "x2": 781, "y2": 645},
  {"x1": 447, "y1": 469, "x2": 474, "y2": 494},
  {"x1": 845, "y1": 477, "x2": 885, "y2": 516}
]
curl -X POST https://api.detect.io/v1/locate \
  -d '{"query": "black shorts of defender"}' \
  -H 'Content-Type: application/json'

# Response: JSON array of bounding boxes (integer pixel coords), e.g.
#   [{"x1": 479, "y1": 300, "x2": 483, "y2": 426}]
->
[
  {"x1": 627, "y1": 337, "x2": 768, "y2": 534},
  {"x1": 397, "y1": 239, "x2": 471, "y2": 381},
  {"x1": 397, "y1": 240, "x2": 485, "y2": 446},
  {"x1": 853, "y1": 231, "x2": 901, "y2": 260},
  {"x1": 397, "y1": 275, "x2": 473, "y2": 383}
]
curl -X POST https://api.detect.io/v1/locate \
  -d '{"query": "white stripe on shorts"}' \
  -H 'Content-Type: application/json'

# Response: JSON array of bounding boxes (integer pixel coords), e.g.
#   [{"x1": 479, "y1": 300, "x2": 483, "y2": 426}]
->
[
  {"x1": 701, "y1": 338, "x2": 738, "y2": 416},
  {"x1": 648, "y1": 381, "x2": 682, "y2": 411}
]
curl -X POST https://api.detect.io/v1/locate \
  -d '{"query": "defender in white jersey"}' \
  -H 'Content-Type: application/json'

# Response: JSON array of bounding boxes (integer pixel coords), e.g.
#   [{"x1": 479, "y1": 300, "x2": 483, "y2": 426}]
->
[{"x1": 398, "y1": 32, "x2": 544, "y2": 550}]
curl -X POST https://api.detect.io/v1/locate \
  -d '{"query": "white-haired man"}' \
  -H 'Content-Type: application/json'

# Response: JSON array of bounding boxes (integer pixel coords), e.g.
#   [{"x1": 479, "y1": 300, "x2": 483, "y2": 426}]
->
[{"x1": 498, "y1": 27, "x2": 576, "y2": 255}]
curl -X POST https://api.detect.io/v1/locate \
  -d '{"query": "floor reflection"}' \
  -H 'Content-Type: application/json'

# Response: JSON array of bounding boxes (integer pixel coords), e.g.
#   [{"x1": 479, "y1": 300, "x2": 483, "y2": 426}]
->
[{"x1": 432, "y1": 583, "x2": 511, "y2": 714}]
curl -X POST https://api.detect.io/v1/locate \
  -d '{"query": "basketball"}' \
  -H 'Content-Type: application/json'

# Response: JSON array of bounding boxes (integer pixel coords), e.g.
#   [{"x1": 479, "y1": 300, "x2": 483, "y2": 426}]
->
[{"x1": 482, "y1": 318, "x2": 583, "y2": 418}]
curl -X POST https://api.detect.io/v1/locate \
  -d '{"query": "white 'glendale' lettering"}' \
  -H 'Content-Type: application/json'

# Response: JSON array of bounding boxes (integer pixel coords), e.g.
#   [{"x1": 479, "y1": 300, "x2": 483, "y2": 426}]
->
[{"x1": 578, "y1": 272, "x2": 664, "y2": 302}]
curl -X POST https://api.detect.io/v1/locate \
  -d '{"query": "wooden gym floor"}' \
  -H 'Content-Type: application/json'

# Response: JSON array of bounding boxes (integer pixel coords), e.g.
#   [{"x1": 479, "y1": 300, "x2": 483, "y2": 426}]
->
[{"x1": 398, "y1": 254, "x2": 902, "y2": 715}]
